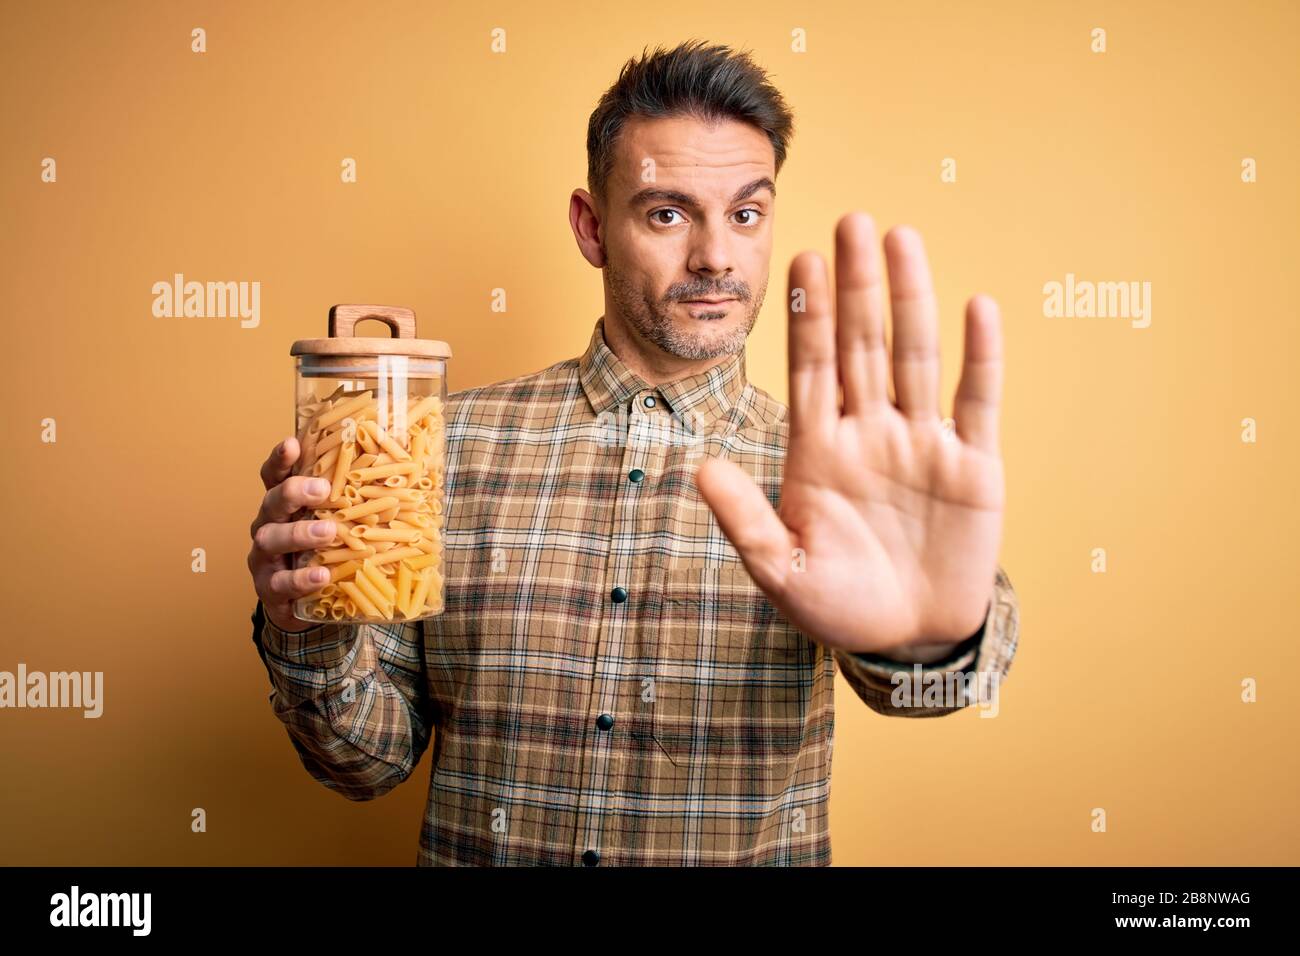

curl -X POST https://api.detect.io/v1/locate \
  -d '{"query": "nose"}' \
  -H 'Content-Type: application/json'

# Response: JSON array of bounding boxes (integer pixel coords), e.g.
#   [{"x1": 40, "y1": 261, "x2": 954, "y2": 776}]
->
[{"x1": 686, "y1": 218, "x2": 735, "y2": 283}]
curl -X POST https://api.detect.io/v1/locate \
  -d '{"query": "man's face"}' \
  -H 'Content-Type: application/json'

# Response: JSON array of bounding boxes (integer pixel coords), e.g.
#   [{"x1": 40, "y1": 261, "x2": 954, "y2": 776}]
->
[{"x1": 598, "y1": 114, "x2": 776, "y2": 361}]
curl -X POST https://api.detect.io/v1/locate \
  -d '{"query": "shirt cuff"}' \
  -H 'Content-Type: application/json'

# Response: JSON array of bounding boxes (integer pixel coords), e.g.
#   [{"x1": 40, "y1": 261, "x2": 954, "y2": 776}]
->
[
  {"x1": 849, "y1": 604, "x2": 988, "y2": 680},
  {"x1": 251, "y1": 599, "x2": 354, "y2": 672},
  {"x1": 835, "y1": 565, "x2": 1019, "y2": 705}
]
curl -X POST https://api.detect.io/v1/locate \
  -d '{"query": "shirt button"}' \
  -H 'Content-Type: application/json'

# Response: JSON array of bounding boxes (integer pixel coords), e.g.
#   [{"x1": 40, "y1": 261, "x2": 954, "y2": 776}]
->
[
  {"x1": 596, "y1": 713, "x2": 614, "y2": 731},
  {"x1": 582, "y1": 849, "x2": 601, "y2": 866},
  {"x1": 610, "y1": 586, "x2": 628, "y2": 604},
  {"x1": 643, "y1": 395, "x2": 656, "y2": 408},
  {"x1": 628, "y1": 468, "x2": 645, "y2": 483}
]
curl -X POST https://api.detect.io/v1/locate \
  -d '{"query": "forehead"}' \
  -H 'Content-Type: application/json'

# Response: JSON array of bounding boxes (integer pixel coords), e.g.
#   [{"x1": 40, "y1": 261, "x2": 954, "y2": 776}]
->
[{"x1": 609, "y1": 114, "x2": 775, "y2": 196}]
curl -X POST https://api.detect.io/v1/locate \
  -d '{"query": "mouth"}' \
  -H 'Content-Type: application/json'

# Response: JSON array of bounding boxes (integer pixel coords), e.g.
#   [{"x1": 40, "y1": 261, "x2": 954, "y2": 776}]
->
[{"x1": 680, "y1": 298, "x2": 737, "y2": 307}]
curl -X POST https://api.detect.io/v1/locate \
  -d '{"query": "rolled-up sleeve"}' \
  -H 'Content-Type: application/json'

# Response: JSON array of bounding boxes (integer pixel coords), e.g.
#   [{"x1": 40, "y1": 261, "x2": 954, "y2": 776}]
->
[
  {"x1": 251, "y1": 599, "x2": 433, "y2": 800},
  {"x1": 833, "y1": 566, "x2": 1020, "y2": 718}
]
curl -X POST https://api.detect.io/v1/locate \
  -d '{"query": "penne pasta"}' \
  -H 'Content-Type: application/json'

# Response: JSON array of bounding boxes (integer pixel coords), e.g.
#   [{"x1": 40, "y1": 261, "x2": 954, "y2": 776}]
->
[
  {"x1": 349, "y1": 461, "x2": 419, "y2": 482},
  {"x1": 395, "y1": 562, "x2": 413, "y2": 617},
  {"x1": 372, "y1": 427, "x2": 412, "y2": 463},
  {"x1": 351, "y1": 526, "x2": 422, "y2": 543},
  {"x1": 352, "y1": 571, "x2": 393, "y2": 618},
  {"x1": 311, "y1": 443, "x2": 340, "y2": 478},
  {"x1": 300, "y1": 426, "x2": 319, "y2": 474},
  {"x1": 293, "y1": 384, "x2": 446, "y2": 624},
  {"x1": 315, "y1": 391, "x2": 373, "y2": 431},
  {"x1": 333, "y1": 496, "x2": 400, "y2": 521},
  {"x1": 338, "y1": 580, "x2": 381, "y2": 618},
  {"x1": 356, "y1": 421, "x2": 381, "y2": 455},
  {"x1": 329, "y1": 559, "x2": 362, "y2": 583},
  {"x1": 315, "y1": 425, "x2": 346, "y2": 456},
  {"x1": 407, "y1": 394, "x2": 441, "y2": 423},
  {"x1": 319, "y1": 546, "x2": 376, "y2": 563},
  {"x1": 408, "y1": 566, "x2": 435, "y2": 615},
  {"x1": 371, "y1": 546, "x2": 423, "y2": 567},
  {"x1": 359, "y1": 559, "x2": 397, "y2": 603},
  {"x1": 360, "y1": 486, "x2": 421, "y2": 502},
  {"x1": 330, "y1": 441, "x2": 356, "y2": 502}
]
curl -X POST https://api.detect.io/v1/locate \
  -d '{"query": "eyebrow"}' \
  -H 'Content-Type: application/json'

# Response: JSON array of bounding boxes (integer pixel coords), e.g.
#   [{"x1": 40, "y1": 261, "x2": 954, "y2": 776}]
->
[{"x1": 628, "y1": 176, "x2": 775, "y2": 210}]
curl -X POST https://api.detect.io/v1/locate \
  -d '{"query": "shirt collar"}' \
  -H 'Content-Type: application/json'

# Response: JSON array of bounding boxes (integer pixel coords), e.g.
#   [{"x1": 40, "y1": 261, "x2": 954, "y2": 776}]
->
[{"x1": 578, "y1": 316, "x2": 749, "y2": 425}]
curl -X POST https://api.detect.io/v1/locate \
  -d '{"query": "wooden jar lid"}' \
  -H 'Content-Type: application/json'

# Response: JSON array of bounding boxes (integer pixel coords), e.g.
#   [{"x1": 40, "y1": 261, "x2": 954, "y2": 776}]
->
[{"x1": 290, "y1": 304, "x2": 452, "y2": 359}]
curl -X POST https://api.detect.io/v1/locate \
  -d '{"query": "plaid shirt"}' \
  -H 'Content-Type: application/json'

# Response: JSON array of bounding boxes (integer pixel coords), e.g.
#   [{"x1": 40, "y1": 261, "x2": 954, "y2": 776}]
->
[{"x1": 252, "y1": 316, "x2": 1020, "y2": 866}]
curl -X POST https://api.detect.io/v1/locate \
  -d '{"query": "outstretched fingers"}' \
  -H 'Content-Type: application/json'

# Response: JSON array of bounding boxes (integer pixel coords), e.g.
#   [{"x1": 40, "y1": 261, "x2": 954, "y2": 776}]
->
[
  {"x1": 787, "y1": 250, "x2": 837, "y2": 439},
  {"x1": 883, "y1": 226, "x2": 941, "y2": 421},
  {"x1": 953, "y1": 294, "x2": 1003, "y2": 453},
  {"x1": 834, "y1": 212, "x2": 890, "y2": 414}
]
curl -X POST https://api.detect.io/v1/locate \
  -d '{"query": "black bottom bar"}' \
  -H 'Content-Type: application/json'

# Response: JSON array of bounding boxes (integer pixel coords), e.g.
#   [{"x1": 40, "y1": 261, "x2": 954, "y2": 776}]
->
[{"x1": 0, "y1": 865, "x2": 1282, "y2": 941}]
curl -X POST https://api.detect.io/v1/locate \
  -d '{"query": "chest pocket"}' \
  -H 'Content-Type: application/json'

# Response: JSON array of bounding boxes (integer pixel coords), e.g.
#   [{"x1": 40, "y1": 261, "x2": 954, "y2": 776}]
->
[{"x1": 652, "y1": 562, "x2": 812, "y2": 768}]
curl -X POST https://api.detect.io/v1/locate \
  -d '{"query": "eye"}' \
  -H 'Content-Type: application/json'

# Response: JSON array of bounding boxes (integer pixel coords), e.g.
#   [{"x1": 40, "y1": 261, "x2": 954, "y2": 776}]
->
[
  {"x1": 650, "y1": 208, "x2": 685, "y2": 226},
  {"x1": 733, "y1": 207, "x2": 764, "y2": 226}
]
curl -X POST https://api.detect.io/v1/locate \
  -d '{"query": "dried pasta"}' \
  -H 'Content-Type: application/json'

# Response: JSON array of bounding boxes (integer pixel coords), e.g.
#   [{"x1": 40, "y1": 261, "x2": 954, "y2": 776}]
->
[{"x1": 293, "y1": 387, "x2": 446, "y2": 623}]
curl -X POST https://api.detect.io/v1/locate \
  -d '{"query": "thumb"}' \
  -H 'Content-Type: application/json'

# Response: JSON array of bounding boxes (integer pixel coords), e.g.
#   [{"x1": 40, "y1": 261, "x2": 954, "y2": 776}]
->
[{"x1": 694, "y1": 456, "x2": 794, "y2": 596}]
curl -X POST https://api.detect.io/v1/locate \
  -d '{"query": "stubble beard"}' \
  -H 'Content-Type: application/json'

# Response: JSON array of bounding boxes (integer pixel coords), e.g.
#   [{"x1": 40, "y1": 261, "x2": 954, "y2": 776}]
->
[{"x1": 604, "y1": 249, "x2": 766, "y2": 361}]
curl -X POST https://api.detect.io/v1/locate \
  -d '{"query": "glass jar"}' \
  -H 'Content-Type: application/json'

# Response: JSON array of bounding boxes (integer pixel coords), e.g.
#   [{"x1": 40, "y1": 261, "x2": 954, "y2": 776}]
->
[{"x1": 289, "y1": 304, "x2": 451, "y2": 625}]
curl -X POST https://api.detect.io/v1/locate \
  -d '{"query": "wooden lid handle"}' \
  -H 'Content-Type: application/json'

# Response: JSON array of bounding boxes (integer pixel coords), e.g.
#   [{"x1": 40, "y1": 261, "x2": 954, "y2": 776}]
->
[{"x1": 328, "y1": 304, "x2": 416, "y2": 339}]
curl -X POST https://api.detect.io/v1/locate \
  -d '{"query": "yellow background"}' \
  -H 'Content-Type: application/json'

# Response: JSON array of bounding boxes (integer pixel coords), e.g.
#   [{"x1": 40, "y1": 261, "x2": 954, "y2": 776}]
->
[{"x1": 1, "y1": 0, "x2": 1296, "y2": 865}]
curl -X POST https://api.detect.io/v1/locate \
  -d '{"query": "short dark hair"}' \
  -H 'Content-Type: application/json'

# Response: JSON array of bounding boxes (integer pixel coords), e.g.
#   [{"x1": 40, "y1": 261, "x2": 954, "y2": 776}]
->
[{"x1": 586, "y1": 39, "x2": 795, "y2": 206}]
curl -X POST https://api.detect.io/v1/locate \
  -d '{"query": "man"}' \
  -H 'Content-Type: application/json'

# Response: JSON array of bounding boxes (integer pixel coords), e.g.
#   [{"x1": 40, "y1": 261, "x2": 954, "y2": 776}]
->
[{"x1": 247, "y1": 39, "x2": 1019, "y2": 866}]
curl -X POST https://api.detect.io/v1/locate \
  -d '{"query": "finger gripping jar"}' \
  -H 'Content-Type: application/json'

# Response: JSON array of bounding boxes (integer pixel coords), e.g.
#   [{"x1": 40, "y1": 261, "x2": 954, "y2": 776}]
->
[{"x1": 289, "y1": 304, "x2": 451, "y2": 624}]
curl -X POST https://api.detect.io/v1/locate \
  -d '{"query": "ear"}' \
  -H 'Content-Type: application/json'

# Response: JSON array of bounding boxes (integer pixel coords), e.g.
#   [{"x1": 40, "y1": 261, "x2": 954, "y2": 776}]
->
[{"x1": 570, "y1": 189, "x2": 606, "y2": 268}]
